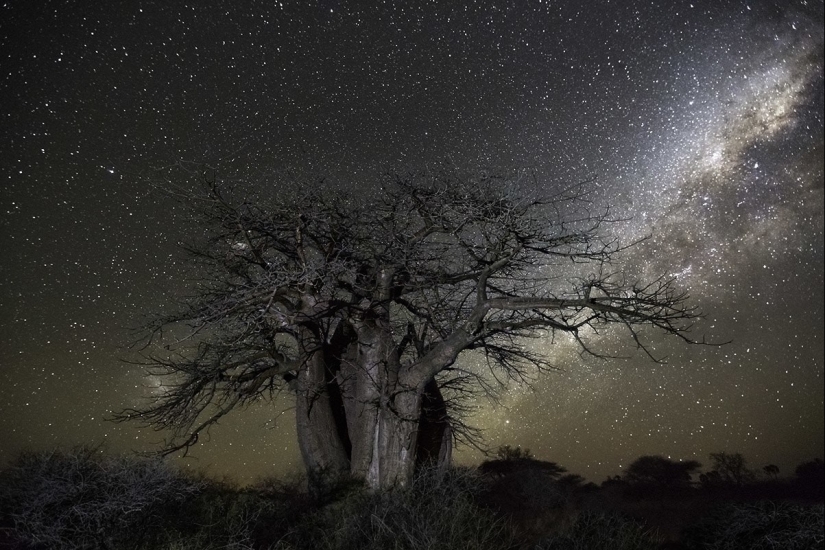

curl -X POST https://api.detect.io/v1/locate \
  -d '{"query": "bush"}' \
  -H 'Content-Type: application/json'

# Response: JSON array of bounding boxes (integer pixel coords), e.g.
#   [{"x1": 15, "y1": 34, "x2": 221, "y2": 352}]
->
[
  {"x1": 681, "y1": 500, "x2": 825, "y2": 550},
  {"x1": 280, "y1": 466, "x2": 513, "y2": 550},
  {"x1": 148, "y1": 486, "x2": 285, "y2": 550},
  {"x1": 479, "y1": 466, "x2": 577, "y2": 542},
  {"x1": 0, "y1": 447, "x2": 203, "y2": 550},
  {"x1": 533, "y1": 510, "x2": 660, "y2": 550},
  {"x1": 28, "y1": 448, "x2": 825, "y2": 550},
  {"x1": 0, "y1": 454, "x2": 513, "y2": 550},
  {"x1": 794, "y1": 459, "x2": 825, "y2": 500}
]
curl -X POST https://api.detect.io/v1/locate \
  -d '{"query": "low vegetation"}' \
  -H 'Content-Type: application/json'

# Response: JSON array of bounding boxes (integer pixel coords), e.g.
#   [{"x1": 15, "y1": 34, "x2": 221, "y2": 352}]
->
[{"x1": 0, "y1": 446, "x2": 822, "y2": 549}]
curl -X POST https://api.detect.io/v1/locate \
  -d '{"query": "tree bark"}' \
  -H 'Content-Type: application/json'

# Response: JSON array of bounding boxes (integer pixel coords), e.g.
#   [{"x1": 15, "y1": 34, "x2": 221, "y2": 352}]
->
[
  {"x1": 294, "y1": 333, "x2": 349, "y2": 484},
  {"x1": 416, "y1": 378, "x2": 452, "y2": 471},
  {"x1": 294, "y1": 318, "x2": 453, "y2": 490},
  {"x1": 368, "y1": 388, "x2": 422, "y2": 488}
]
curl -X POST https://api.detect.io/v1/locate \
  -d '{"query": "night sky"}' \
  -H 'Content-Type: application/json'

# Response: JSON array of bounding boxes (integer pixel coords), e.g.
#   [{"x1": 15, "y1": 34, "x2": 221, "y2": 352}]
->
[{"x1": 2, "y1": 1, "x2": 823, "y2": 484}]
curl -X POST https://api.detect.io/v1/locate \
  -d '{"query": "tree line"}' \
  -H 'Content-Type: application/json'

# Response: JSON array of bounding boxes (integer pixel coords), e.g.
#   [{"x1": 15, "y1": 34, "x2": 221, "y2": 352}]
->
[{"x1": 483, "y1": 445, "x2": 825, "y2": 498}]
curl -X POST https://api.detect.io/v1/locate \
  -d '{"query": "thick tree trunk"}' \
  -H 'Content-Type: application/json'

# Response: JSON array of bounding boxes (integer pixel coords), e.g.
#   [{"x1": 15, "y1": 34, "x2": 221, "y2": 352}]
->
[
  {"x1": 367, "y1": 388, "x2": 421, "y2": 488},
  {"x1": 294, "y1": 348, "x2": 350, "y2": 482},
  {"x1": 294, "y1": 310, "x2": 454, "y2": 491},
  {"x1": 416, "y1": 378, "x2": 453, "y2": 470},
  {"x1": 296, "y1": 364, "x2": 452, "y2": 490},
  {"x1": 344, "y1": 324, "x2": 384, "y2": 479},
  {"x1": 348, "y1": 316, "x2": 422, "y2": 489}
]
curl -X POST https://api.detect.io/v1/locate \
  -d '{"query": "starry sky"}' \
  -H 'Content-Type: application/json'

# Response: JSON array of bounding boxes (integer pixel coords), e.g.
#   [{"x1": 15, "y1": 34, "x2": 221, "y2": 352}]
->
[{"x1": 1, "y1": 0, "x2": 823, "y2": 484}]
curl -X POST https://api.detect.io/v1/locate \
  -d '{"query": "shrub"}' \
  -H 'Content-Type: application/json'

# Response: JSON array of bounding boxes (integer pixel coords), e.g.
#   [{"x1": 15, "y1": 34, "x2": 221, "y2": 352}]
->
[
  {"x1": 794, "y1": 459, "x2": 825, "y2": 500},
  {"x1": 0, "y1": 453, "x2": 513, "y2": 550},
  {"x1": 533, "y1": 510, "x2": 660, "y2": 550},
  {"x1": 623, "y1": 455, "x2": 701, "y2": 494},
  {"x1": 281, "y1": 466, "x2": 513, "y2": 550},
  {"x1": 479, "y1": 466, "x2": 577, "y2": 542},
  {"x1": 0, "y1": 447, "x2": 203, "y2": 550},
  {"x1": 681, "y1": 500, "x2": 825, "y2": 550},
  {"x1": 145, "y1": 486, "x2": 284, "y2": 550}
]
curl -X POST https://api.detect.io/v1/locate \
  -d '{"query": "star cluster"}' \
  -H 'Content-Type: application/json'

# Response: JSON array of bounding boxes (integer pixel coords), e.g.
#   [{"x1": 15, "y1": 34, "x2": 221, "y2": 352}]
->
[{"x1": 1, "y1": 1, "x2": 822, "y2": 483}]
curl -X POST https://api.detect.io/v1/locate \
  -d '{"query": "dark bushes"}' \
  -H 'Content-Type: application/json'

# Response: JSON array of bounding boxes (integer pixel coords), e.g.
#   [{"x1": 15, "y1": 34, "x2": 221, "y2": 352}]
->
[
  {"x1": 534, "y1": 510, "x2": 660, "y2": 550},
  {"x1": 0, "y1": 447, "x2": 203, "y2": 550},
  {"x1": 681, "y1": 500, "x2": 824, "y2": 550},
  {"x1": 0, "y1": 451, "x2": 511, "y2": 550},
  {"x1": 280, "y1": 466, "x2": 514, "y2": 550},
  {"x1": 1, "y1": 447, "x2": 823, "y2": 549}
]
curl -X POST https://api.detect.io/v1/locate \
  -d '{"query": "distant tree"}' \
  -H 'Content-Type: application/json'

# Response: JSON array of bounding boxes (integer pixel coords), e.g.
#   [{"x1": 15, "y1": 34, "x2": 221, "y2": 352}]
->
[
  {"x1": 477, "y1": 446, "x2": 579, "y2": 538},
  {"x1": 794, "y1": 458, "x2": 825, "y2": 498},
  {"x1": 116, "y1": 165, "x2": 707, "y2": 491},
  {"x1": 496, "y1": 445, "x2": 534, "y2": 461},
  {"x1": 556, "y1": 473, "x2": 586, "y2": 488},
  {"x1": 600, "y1": 475, "x2": 626, "y2": 490},
  {"x1": 762, "y1": 464, "x2": 780, "y2": 480},
  {"x1": 699, "y1": 470, "x2": 722, "y2": 489},
  {"x1": 623, "y1": 455, "x2": 701, "y2": 491},
  {"x1": 795, "y1": 458, "x2": 824, "y2": 481},
  {"x1": 709, "y1": 452, "x2": 755, "y2": 487},
  {"x1": 479, "y1": 445, "x2": 567, "y2": 479}
]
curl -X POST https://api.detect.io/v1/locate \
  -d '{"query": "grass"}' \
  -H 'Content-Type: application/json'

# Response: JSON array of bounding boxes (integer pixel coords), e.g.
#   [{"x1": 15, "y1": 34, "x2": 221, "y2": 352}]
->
[{"x1": 0, "y1": 447, "x2": 822, "y2": 550}]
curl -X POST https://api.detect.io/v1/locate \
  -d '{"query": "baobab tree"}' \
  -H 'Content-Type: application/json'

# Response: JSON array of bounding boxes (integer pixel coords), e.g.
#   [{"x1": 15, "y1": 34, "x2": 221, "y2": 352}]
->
[{"x1": 117, "y1": 165, "x2": 704, "y2": 491}]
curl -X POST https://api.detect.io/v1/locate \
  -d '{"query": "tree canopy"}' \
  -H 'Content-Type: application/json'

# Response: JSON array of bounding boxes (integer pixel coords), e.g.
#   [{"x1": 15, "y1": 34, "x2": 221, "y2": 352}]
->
[
  {"x1": 117, "y1": 166, "x2": 705, "y2": 489},
  {"x1": 624, "y1": 455, "x2": 702, "y2": 490}
]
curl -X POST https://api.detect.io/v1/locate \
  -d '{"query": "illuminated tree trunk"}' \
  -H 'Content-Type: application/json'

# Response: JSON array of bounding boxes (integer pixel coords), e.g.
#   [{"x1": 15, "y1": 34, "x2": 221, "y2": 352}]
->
[
  {"x1": 294, "y1": 316, "x2": 452, "y2": 491},
  {"x1": 294, "y1": 332, "x2": 350, "y2": 483}
]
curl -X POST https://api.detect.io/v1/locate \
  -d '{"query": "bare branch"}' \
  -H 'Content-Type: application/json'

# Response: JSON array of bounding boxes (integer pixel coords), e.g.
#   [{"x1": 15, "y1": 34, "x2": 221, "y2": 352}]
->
[{"x1": 120, "y1": 164, "x2": 713, "y2": 471}]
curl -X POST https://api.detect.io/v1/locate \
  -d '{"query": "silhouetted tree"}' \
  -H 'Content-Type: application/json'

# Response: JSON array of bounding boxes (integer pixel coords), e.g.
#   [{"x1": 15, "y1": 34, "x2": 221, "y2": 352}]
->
[
  {"x1": 496, "y1": 445, "x2": 534, "y2": 461},
  {"x1": 116, "y1": 165, "x2": 706, "y2": 490},
  {"x1": 762, "y1": 464, "x2": 780, "y2": 480},
  {"x1": 698, "y1": 470, "x2": 722, "y2": 489},
  {"x1": 708, "y1": 452, "x2": 755, "y2": 487},
  {"x1": 794, "y1": 458, "x2": 825, "y2": 499},
  {"x1": 623, "y1": 455, "x2": 701, "y2": 491},
  {"x1": 556, "y1": 473, "x2": 586, "y2": 488},
  {"x1": 479, "y1": 445, "x2": 567, "y2": 479}
]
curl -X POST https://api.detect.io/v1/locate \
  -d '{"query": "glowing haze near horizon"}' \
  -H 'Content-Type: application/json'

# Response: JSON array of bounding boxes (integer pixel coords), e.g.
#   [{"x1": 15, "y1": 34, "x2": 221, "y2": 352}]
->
[{"x1": 2, "y1": 1, "x2": 822, "y2": 484}]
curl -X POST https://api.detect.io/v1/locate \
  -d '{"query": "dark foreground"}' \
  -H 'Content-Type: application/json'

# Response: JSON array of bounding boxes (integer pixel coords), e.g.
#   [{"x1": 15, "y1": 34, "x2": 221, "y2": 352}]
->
[{"x1": 1, "y1": 448, "x2": 822, "y2": 550}]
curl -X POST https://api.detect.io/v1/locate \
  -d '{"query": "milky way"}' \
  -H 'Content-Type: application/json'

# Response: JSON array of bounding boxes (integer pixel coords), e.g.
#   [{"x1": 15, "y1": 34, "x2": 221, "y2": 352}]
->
[{"x1": 1, "y1": 1, "x2": 822, "y2": 483}]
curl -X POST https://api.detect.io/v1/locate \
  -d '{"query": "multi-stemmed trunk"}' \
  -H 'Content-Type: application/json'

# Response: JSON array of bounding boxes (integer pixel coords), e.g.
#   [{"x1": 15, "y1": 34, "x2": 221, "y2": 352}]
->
[{"x1": 293, "y1": 316, "x2": 452, "y2": 491}]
